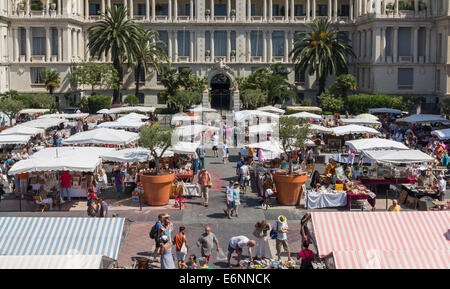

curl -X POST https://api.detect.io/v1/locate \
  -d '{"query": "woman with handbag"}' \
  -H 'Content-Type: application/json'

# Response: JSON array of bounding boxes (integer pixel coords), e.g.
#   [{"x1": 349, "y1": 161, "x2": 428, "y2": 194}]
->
[
  {"x1": 173, "y1": 226, "x2": 189, "y2": 269},
  {"x1": 198, "y1": 168, "x2": 212, "y2": 207},
  {"x1": 253, "y1": 220, "x2": 271, "y2": 259}
]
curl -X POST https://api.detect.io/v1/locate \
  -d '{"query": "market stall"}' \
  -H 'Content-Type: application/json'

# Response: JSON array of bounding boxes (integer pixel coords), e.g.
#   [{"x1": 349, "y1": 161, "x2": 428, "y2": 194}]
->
[
  {"x1": 431, "y1": 128, "x2": 450, "y2": 140},
  {"x1": 397, "y1": 114, "x2": 449, "y2": 124},
  {"x1": 171, "y1": 113, "x2": 201, "y2": 126},
  {"x1": 368, "y1": 108, "x2": 402, "y2": 115},
  {"x1": 256, "y1": 105, "x2": 285, "y2": 115},
  {"x1": 100, "y1": 106, "x2": 155, "y2": 114},
  {"x1": 0, "y1": 126, "x2": 44, "y2": 136},
  {"x1": 38, "y1": 113, "x2": 89, "y2": 119},
  {"x1": 62, "y1": 128, "x2": 139, "y2": 146},
  {"x1": 0, "y1": 255, "x2": 116, "y2": 269},
  {"x1": 339, "y1": 118, "x2": 381, "y2": 126},
  {"x1": 345, "y1": 138, "x2": 409, "y2": 153},
  {"x1": 288, "y1": 111, "x2": 322, "y2": 120}
]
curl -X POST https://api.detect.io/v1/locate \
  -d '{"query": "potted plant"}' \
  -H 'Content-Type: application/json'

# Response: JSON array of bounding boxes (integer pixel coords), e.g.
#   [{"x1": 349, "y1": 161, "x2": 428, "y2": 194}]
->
[
  {"x1": 230, "y1": 9, "x2": 236, "y2": 19},
  {"x1": 205, "y1": 9, "x2": 211, "y2": 18},
  {"x1": 138, "y1": 125, "x2": 175, "y2": 206},
  {"x1": 273, "y1": 117, "x2": 311, "y2": 206},
  {"x1": 50, "y1": 1, "x2": 56, "y2": 10},
  {"x1": 18, "y1": 0, "x2": 25, "y2": 11},
  {"x1": 205, "y1": 49, "x2": 211, "y2": 61},
  {"x1": 230, "y1": 49, "x2": 236, "y2": 58}
]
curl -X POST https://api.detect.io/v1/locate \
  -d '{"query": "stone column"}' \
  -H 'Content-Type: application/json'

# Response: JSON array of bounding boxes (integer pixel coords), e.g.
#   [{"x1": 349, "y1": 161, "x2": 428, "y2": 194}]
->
[
  {"x1": 190, "y1": 0, "x2": 194, "y2": 20},
  {"x1": 190, "y1": 31, "x2": 194, "y2": 61},
  {"x1": 328, "y1": 0, "x2": 332, "y2": 19},
  {"x1": 123, "y1": 0, "x2": 128, "y2": 18},
  {"x1": 350, "y1": 0, "x2": 353, "y2": 20},
  {"x1": 66, "y1": 28, "x2": 72, "y2": 61},
  {"x1": 46, "y1": 0, "x2": 50, "y2": 15},
  {"x1": 414, "y1": 0, "x2": 418, "y2": 14},
  {"x1": 262, "y1": 31, "x2": 267, "y2": 62},
  {"x1": 247, "y1": 0, "x2": 251, "y2": 20},
  {"x1": 102, "y1": 0, "x2": 106, "y2": 13},
  {"x1": 145, "y1": 0, "x2": 150, "y2": 20},
  {"x1": 72, "y1": 29, "x2": 77, "y2": 59},
  {"x1": 14, "y1": 28, "x2": 19, "y2": 62},
  {"x1": 333, "y1": 0, "x2": 337, "y2": 20},
  {"x1": 210, "y1": 0, "x2": 214, "y2": 18},
  {"x1": 380, "y1": 27, "x2": 385, "y2": 63},
  {"x1": 211, "y1": 30, "x2": 214, "y2": 60},
  {"x1": 290, "y1": 0, "x2": 294, "y2": 21},
  {"x1": 413, "y1": 26, "x2": 418, "y2": 63},
  {"x1": 312, "y1": 0, "x2": 315, "y2": 19},
  {"x1": 79, "y1": 30, "x2": 84, "y2": 59},
  {"x1": 247, "y1": 31, "x2": 251, "y2": 62},
  {"x1": 130, "y1": 0, "x2": 134, "y2": 18},
  {"x1": 263, "y1": 0, "x2": 267, "y2": 21},
  {"x1": 268, "y1": 31, "x2": 272, "y2": 62},
  {"x1": 25, "y1": 27, "x2": 31, "y2": 62},
  {"x1": 269, "y1": 0, "x2": 272, "y2": 21},
  {"x1": 46, "y1": 27, "x2": 51, "y2": 61},
  {"x1": 425, "y1": 27, "x2": 430, "y2": 63},
  {"x1": 85, "y1": 0, "x2": 89, "y2": 19},
  {"x1": 284, "y1": 30, "x2": 288, "y2": 62},
  {"x1": 307, "y1": 0, "x2": 310, "y2": 21},
  {"x1": 174, "y1": 0, "x2": 178, "y2": 21},
  {"x1": 395, "y1": 0, "x2": 399, "y2": 16},
  {"x1": 393, "y1": 27, "x2": 398, "y2": 63},
  {"x1": 373, "y1": 27, "x2": 380, "y2": 63},
  {"x1": 227, "y1": 30, "x2": 231, "y2": 61},
  {"x1": 152, "y1": 0, "x2": 155, "y2": 20},
  {"x1": 174, "y1": 30, "x2": 178, "y2": 61},
  {"x1": 168, "y1": 31, "x2": 173, "y2": 62},
  {"x1": 58, "y1": 28, "x2": 62, "y2": 62},
  {"x1": 227, "y1": 0, "x2": 231, "y2": 19},
  {"x1": 285, "y1": 0, "x2": 289, "y2": 21}
]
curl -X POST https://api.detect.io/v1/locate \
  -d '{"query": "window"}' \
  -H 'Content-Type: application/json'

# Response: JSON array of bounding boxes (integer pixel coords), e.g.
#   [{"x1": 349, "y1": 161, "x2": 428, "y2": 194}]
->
[
  {"x1": 89, "y1": 3, "x2": 100, "y2": 15},
  {"x1": 32, "y1": 27, "x2": 45, "y2": 56},
  {"x1": 250, "y1": 31, "x2": 263, "y2": 56},
  {"x1": 272, "y1": 31, "x2": 285, "y2": 57},
  {"x1": 20, "y1": 28, "x2": 26, "y2": 56},
  {"x1": 294, "y1": 31, "x2": 305, "y2": 42},
  {"x1": 398, "y1": 27, "x2": 411, "y2": 57},
  {"x1": 251, "y1": 67, "x2": 258, "y2": 73},
  {"x1": 137, "y1": 4, "x2": 146, "y2": 16},
  {"x1": 340, "y1": 4, "x2": 349, "y2": 16},
  {"x1": 272, "y1": 4, "x2": 279, "y2": 16},
  {"x1": 418, "y1": 27, "x2": 425, "y2": 57},
  {"x1": 51, "y1": 28, "x2": 58, "y2": 56},
  {"x1": 185, "y1": 4, "x2": 190, "y2": 16},
  {"x1": 398, "y1": 68, "x2": 413, "y2": 89},
  {"x1": 231, "y1": 31, "x2": 236, "y2": 52},
  {"x1": 250, "y1": 4, "x2": 255, "y2": 16},
  {"x1": 294, "y1": 5, "x2": 304, "y2": 16},
  {"x1": 205, "y1": 31, "x2": 211, "y2": 51},
  {"x1": 295, "y1": 70, "x2": 305, "y2": 84},
  {"x1": 436, "y1": 69, "x2": 441, "y2": 91},
  {"x1": 135, "y1": 67, "x2": 145, "y2": 83},
  {"x1": 215, "y1": 4, "x2": 226, "y2": 16},
  {"x1": 317, "y1": 5, "x2": 327, "y2": 16},
  {"x1": 214, "y1": 31, "x2": 227, "y2": 57},
  {"x1": 158, "y1": 4, "x2": 168, "y2": 16},
  {"x1": 157, "y1": 92, "x2": 167, "y2": 104},
  {"x1": 177, "y1": 30, "x2": 190, "y2": 57},
  {"x1": 157, "y1": 31, "x2": 168, "y2": 54},
  {"x1": 385, "y1": 27, "x2": 392, "y2": 57},
  {"x1": 437, "y1": 33, "x2": 442, "y2": 62},
  {"x1": 30, "y1": 67, "x2": 44, "y2": 84}
]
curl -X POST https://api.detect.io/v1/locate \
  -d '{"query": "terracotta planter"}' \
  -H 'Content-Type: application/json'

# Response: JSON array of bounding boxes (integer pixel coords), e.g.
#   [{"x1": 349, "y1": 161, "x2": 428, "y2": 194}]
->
[
  {"x1": 274, "y1": 170, "x2": 308, "y2": 206},
  {"x1": 141, "y1": 173, "x2": 175, "y2": 206}
]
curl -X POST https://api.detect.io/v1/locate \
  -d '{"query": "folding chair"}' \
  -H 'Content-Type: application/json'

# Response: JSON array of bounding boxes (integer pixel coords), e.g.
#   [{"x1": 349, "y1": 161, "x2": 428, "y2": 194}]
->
[{"x1": 33, "y1": 196, "x2": 49, "y2": 212}]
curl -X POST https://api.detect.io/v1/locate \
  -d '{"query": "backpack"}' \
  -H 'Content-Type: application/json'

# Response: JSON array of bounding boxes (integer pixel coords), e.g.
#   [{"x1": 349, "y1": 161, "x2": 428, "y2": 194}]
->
[{"x1": 149, "y1": 223, "x2": 159, "y2": 239}]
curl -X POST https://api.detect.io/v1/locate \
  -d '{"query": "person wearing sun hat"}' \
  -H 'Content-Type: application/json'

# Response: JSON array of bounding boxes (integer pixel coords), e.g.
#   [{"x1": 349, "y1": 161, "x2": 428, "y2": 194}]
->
[{"x1": 273, "y1": 215, "x2": 291, "y2": 261}]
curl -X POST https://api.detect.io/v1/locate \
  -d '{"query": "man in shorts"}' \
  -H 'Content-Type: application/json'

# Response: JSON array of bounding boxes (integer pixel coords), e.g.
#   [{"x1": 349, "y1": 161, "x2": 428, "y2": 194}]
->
[
  {"x1": 239, "y1": 162, "x2": 250, "y2": 194},
  {"x1": 173, "y1": 226, "x2": 189, "y2": 269},
  {"x1": 212, "y1": 132, "x2": 219, "y2": 157},
  {"x1": 198, "y1": 168, "x2": 212, "y2": 207},
  {"x1": 152, "y1": 214, "x2": 164, "y2": 262},
  {"x1": 196, "y1": 225, "x2": 220, "y2": 265},
  {"x1": 226, "y1": 235, "x2": 256, "y2": 267}
]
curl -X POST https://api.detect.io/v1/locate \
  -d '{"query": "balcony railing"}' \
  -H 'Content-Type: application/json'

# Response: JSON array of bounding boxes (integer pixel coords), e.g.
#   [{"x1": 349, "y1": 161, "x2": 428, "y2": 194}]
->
[
  {"x1": 272, "y1": 56, "x2": 284, "y2": 62},
  {"x1": 399, "y1": 56, "x2": 412, "y2": 63},
  {"x1": 134, "y1": 15, "x2": 146, "y2": 21},
  {"x1": 177, "y1": 15, "x2": 190, "y2": 21},
  {"x1": 156, "y1": 15, "x2": 168, "y2": 21},
  {"x1": 251, "y1": 56, "x2": 263, "y2": 62},
  {"x1": 31, "y1": 55, "x2": 45, "y2": 62},
  {"x1": 30, "y1": 10, "x2": 45, "y2": 16},
  {"x1": 337, "y1": 16, "x2": 349, "y2": 23},
  {"x1": 294, "y1": 16, "x2": 306, "y2": 22},
  {"x1": 213, "y1": 16, "x2": 227, "y2": 22},
  {"x1": 89, "y1": 15, "x2": 101, "y2": 20},
  {"x1": 251, "y1": 16, "x2": 263, "y2": 21},
  {"x1": 214, "y1": 56, "x2": 226, "y2": 62},
  {"x1": 272, "y1": 16, "x2": 284, "y2": 22},
  {"x1": 177, "y1": 56, "x2": 189, "y2": 62}
]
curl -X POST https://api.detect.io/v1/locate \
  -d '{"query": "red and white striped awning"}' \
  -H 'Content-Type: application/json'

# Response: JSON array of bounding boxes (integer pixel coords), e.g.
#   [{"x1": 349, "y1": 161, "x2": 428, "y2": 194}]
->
[{"x1": 312, "y1": 212, "x2": 450, "y2": 269}]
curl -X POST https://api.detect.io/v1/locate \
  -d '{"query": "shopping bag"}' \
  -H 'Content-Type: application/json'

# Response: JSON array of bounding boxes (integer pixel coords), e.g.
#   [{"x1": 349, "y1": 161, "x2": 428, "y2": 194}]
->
[{"x1": 216, "y1": 248, "x2": 227, "y2": 261}]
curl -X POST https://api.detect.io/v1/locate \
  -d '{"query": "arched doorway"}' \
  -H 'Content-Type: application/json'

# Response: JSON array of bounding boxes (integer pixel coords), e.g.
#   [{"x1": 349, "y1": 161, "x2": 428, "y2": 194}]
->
[{"x1": 210, "y1": 74, "x2": 231, "y2": 111}]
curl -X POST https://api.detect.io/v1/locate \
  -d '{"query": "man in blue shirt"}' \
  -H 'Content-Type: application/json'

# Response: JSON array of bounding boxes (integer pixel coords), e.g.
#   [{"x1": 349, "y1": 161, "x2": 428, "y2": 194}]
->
[{"x1": 152, "y1": 214, "x2": 164, "y2": 262}]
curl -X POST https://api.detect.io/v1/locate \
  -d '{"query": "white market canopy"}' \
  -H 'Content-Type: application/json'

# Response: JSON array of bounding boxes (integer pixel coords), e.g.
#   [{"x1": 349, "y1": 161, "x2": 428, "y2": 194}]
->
[
  {"x1": 189, "y1": 105, "x2": 217, "y2": 113},
  {"x1": 362, "y1": 149, "x2": 435, "y2": 164},
  {"x1": 0, "y1": 126, "x2": 44, "y2": 136},
  {"x1": 397, "y1": 114, "x2": 449, "y2": 124},
  {"x1": 345, "y1": 138, "x2": 409, "y2": 153},
  {"x1": 340, "y1": 118, "x2": 381, "y2": 126},
  {"x1": 0, "y1": 134, "x2": 32, "y2": 145},
  {"x1": 100, "y1": 147, "x2": 173, "y2": 163},
  {"x1": 97, "y1": 121, "x2": 146, "y2": 130},
  {"x1": 355, "y1": 113, "x2": 379, "y2": 120},
  {"x1": 170, "y1": 141, "x2": 200, "y2": 154},
  {"x1": 38, "y1": 113, "x2": 89, "y2": 119},
  {"x1": 285, "y1": 106, "x2": 322, "y2": 112},
  {"x1": 288, "y1": 111, "x2": 322, "y2": 120},
  {"x1": 0, "y1": 255, "x2": 113, "y2": 269},
  {"x1": 30, "y1": 147, "x2": 115, "y2": 159},
  {"x1": 20, "y1": 118, "x2": 67, "y2": 130},
  {"x1": 62, "y1": 128, "x2": 139, "y2": 145},
  {"x1": 256, "y1": 105, "x2": 285, "y2": 115},
  {"x1": 248, "y1": 123, "x2": 276, "y2": 135},
  {"x1": 100, "y1": 106, "x2": 155, "y2": 114},
  {"x1": 431, "y1": 128, "x2": 450, "y2": 140},
  {"x1": 174, "y1": 124, "x2": 219, "y2": 136},
  {"x1": 368, "y1": 108, "x2": 402, "y2": 114},
  {"x1": 19, "y1": 108, "x2": 50, "y2": 114},
  {"x1": 8, "y1": 155, "x2": 101, "y2": 175},
  {"x1": 247, "y1": 140, "x2": 284, "y2": 154},
  {"x1": 171, "y1": 114, "x2": 201, "y2": 125},
  {"x1": 330, "y1": 125, "x2": 381, "y2": 136},
  {"x1": 116, "y1": 112, "x2": 149, "y2": 121},
  {"x1": 309, "y1": 124, "x2": 332, "y2": 133},
  {"x1": 234, "y1": 110, "x2": 280, "y2": 123}
]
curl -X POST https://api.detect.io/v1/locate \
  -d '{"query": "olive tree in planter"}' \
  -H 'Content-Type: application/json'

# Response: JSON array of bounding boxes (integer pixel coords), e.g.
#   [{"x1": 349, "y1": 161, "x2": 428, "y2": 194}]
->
[
  {"x1": 138, "y1": 124, "x2": 175, "y2": 206},
  {"x1": 273, "y1": 116, "x2": 311, "y2": 206}
]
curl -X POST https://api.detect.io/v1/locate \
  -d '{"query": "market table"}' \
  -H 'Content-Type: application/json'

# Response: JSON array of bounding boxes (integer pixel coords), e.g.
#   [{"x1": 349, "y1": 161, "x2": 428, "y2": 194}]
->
[
  {"x1": 175, "y1": 170, "x2": 194, "y2": 182},
  {"x1": 346, "y1": 192, "x2": 376, "y2": 209},
  {"x1": 401, "y1": 184, "x2": 438, "y2": 199},
  {"x1": 183, "y1": 184, "x2": 201, "y2": 197},
  {"x1": 305, "y1": 190, "x2": 347, "y2": 209},
  {"x1": 358, "y1": 176, "x2": 417, "y2": 186}
]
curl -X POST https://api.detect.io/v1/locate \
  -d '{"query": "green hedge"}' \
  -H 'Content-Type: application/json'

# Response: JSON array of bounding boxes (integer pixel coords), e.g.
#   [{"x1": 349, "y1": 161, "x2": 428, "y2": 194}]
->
[
  {"x1": 88, "y1": 95, "x2": 111, "y2": 114},
  {"x1": 154, "y1": 107, "x2": 177, "y2": 115},
  {"x1": 347, "y1": 94, "x2": 403, "y2": 114}
]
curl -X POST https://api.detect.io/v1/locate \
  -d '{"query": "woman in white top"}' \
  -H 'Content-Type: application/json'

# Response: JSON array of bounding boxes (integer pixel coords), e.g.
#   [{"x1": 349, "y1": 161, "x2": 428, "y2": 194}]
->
[
  {"x1": 222, "y1": 141, "x2": 229, "y2": 164},
  {"x1": 97, "y1": 169, "x2": 108, "y2": 192}
]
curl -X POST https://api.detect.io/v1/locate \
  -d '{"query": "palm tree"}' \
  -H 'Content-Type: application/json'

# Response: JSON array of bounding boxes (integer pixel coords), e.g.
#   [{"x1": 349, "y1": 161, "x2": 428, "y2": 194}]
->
[
  {"x1": 88, "y1": 6, "x2": 142, "y2": 104},
  {"x1": 134, "y1": 29, "x2": 168, "y2": 98},
  {"x1": 40, "y1": 69, "x2": 61, "y2": 95},
  {"x1": 290, "y1": 18, "x2": 356, "y2": 95}
]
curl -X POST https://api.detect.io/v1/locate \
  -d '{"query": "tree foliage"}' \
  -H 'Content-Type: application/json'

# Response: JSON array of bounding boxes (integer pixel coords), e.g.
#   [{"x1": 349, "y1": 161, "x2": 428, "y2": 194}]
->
[
  {"x1": 317, "y1": 91, "x2": 345, "y2": 113},
  {"x1": 87, "y1": 95, "x2": 112, "y2": 114},
  {"x1": 168, "y1": 90, "x2": 202, "y2": 112},
  {"x1": 346, "y1": 94, "x2": 404, "y2": 114},
  {"x1": 31, "y1": 93, "x2": 55, "y2": 109},
  {"x1": 290, "y1": 18, "x2": 356, "y2": 95},
  {"x1": 138, "y1": 124, "x2": 173, "y2": 175},
  {"x1": 439, "y1": 98, "x2": 450, "y2": 116},
  {"x1": 40, "y1": 69, "x2": 61, "y2": 95},
  {"x1": 240, "y1": 89, "x2": 268, "y2": 109},
  {"x1": 70, "y1": 62, "x2": 119, "y2": 92},
  {"x1": 124, "y1": 94, "x2": 139, "y2": 106},
  {"x1": 0, "y1": 97, "x2": 24, "y2": 126}
]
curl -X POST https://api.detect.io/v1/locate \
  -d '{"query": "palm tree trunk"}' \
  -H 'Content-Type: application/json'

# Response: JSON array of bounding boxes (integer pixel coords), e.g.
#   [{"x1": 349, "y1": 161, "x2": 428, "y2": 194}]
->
[
  {"x1": 318, "y1": 75, "x2": 327, "y2": 95},
  {"x1": 135, "y1": 64, "x2": 141, "y2": 97},
  {"x1": 113, "y1": 57, "x2": 122, "y2": 104}
]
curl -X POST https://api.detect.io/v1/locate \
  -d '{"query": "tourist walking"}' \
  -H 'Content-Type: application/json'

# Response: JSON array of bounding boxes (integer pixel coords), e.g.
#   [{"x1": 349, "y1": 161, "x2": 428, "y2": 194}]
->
[
  {"x1": 273, "y1": 215, "x2": 291, "y2": 261},
  {"x1": 113, "y1": 165, "x2": 124, "y2": 198},
  {"x1": 212, "y1": 132, "x2": 219, "y2": 158},
  {"x1": 437, "y1": 175, "x2": 446, "y2": 201},
  {"x1": 150, "y1": 214, "x2": 164, "y2": 262},
  {"x1": 96, "y1": 198, "x2": 108, "y2": 217},
  {"x1": 231, "y1": 182, "x2": 240, "y2": 218},
  {"x1": 222, "y1": 141, "x2": 229, "y2": 164},
  {"x1": 198, "y1": 168, "x2": 212, "y2": 207},
  {"x1": 196, "y1": 144, "x2": 206, "y2": 169},
  {"x1": 239, "y1": 161, "x2": 250, "y2": 194},
  {"x1": 196, "y1": 225, "x2": 220, "y2": 265},
  {"x1": 59, "y1": 171, "x2": 72, "y2": 203},
  {"x1": 300, "y1": 213, "x2": 312, "y2": 245},
  {"x1": 253, "y1": 220, "x2": 270, "y2": 259},
  {"x1": 159, "y1": 235, "x2": 176, "y2": 269},
  {"x1": 173, "y1": 226, "x2": 189, "y2": 269},
  {"x1": 226, "y1": 236, "x2": 256, "y2": 268}
]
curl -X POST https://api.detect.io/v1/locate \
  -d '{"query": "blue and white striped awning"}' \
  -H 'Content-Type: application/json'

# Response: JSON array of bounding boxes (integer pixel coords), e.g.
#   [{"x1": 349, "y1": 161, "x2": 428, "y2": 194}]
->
[{"x1": 0, "y1": 217, "x2": 125, "y2": 260}]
